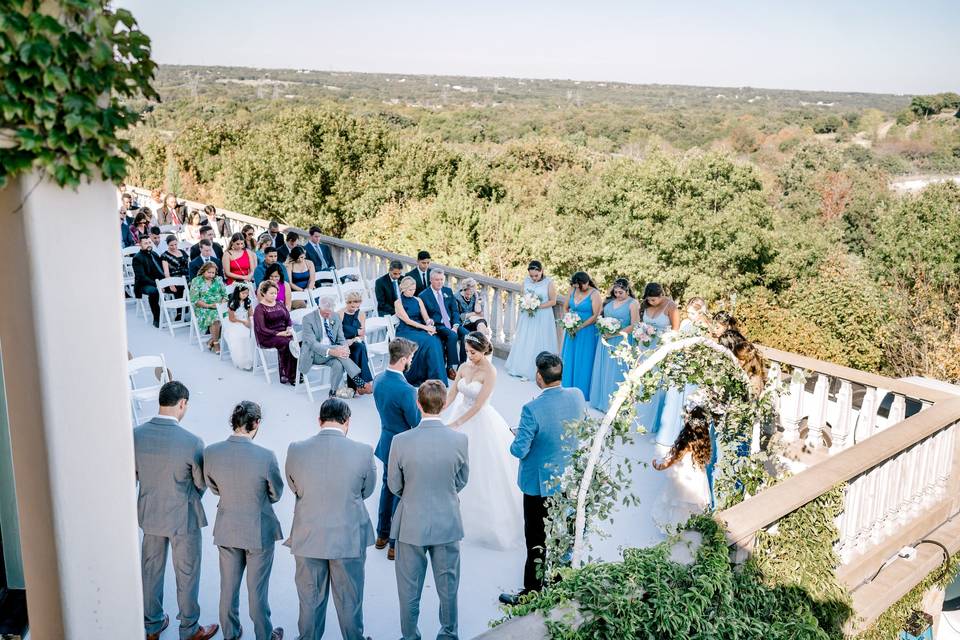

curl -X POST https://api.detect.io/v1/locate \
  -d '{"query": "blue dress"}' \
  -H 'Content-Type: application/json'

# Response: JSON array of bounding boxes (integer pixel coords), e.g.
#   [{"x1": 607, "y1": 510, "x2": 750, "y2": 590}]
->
[
  {"x1": 342, "y1": 310, "x2": 373, "y2": 386},
  {"x1": 505, "y1": 276, "x2": 559, "y2": 380},
  {"x1": 655, "y1": 318, "x2": 698, "y2": 448},
  {"x1": 395, "y1": 295, "x2": 447, "y2": 386},
  {"x1": 561, "y1": 290, "x2": 599, "y2": 399},
  {"x1": 290, "y1": 268, "x2": 311, "y2": 291},
  {"x1": 588, "y1": 298, "x2": 636, "y2": 412},
  {"x1": 635, "y1": 308, "x2": 674, "y2": 436}
]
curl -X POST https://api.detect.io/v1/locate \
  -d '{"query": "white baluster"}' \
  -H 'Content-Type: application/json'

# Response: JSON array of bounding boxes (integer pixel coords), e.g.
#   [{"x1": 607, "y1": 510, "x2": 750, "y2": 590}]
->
[
  {"x1": 936, "y1": 427, "x2": 955, "y2": 497},
  {"x1": 490, "y1": 288, "x2": 503, "y2": 344},
  {"x1": 889, "y1": 394, "x2": 907, "y2": 426},
  {"x1": 904, "y1": 442, "x2": 924, "y2": 520},
  {"x1": 831, "y1": 380, "x2": 853, "y2": 453},
  {"x1": 504, "y1": 291, "x2": 517, "y2": 344},
  {"x1": 858, "y1": 387, "x2": 878, "y2": 441},
  {"x1": 837, "y1": 480, "x2": 861, "y2": 563},
  {"x1": 807, "y1": 373, "x2": 829, "y2": 448},
  {"x1": 871, "y1": 461, "x2": 894, "y2": 544},
  {"x1": 883, "y1": 453, "x2": 904, "y2": 534},
  {"x1": 780, "y1": 368, "x2": 806, "y2": 443}
]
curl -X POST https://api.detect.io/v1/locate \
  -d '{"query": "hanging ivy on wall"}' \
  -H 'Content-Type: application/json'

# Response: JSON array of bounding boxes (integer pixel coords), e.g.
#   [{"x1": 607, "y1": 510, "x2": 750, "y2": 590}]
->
[{"x1": 0, "y1": 0, "x2": 158, "y2": 189}]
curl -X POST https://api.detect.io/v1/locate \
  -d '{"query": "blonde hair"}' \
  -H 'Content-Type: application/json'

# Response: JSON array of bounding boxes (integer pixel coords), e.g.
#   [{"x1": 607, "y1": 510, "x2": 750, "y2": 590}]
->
[
  {"x1": 345, "y1": 290, "x2": 363, "y2": 304},
  {"x1": 459, "y1": 277, "x2": 477, "y2": 292},
  {"x1": 399, "y1": 276, "x2": 416, "y2": 293}
]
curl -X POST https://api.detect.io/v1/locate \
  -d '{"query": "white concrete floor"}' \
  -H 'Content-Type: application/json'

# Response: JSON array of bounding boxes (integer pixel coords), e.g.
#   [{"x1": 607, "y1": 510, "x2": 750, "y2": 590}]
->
[{"x1": 126, "y1": 304, "x2": 667, "y2": 639}]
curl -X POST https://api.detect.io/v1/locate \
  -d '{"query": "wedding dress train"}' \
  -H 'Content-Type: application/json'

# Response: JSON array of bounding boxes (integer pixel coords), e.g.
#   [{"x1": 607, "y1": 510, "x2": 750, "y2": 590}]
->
[{"x1": 651, "y1": 452, "x2": 712, "y2": 534}]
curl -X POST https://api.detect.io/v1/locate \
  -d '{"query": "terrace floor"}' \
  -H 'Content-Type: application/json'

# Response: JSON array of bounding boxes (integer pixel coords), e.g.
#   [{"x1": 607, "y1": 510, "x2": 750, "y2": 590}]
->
[{"x1": 125, "y1": 304, "x2": 671, "y2": 639}]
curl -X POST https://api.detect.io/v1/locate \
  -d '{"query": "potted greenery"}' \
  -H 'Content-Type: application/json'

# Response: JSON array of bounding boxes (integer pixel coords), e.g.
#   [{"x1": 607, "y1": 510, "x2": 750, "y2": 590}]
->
[{"x1": 900, "y1": 610, "x2": 934, "y2": 640}]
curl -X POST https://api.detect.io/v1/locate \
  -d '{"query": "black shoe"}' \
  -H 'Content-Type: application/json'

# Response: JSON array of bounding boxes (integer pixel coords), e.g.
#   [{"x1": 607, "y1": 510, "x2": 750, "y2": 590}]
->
[
  {"x1": 152, "y1": 320, "x2": 160, "y2": 328},
  {"x1": 499, "y1": 589, "x2": 533, "y2": 606}
]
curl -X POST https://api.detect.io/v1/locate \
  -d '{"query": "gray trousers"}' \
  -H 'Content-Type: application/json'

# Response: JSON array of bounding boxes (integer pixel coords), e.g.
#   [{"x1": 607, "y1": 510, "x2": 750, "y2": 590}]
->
[
  {"x1": 218, "y1": 544, "x2": 276, "y2": 640},
  {"x1": 395, "y1": 541, "x2": 460, "y2": 640},
  {"x1": 142, "y1": 530, "x2": 202, "y2": 640},
  {"x1": 313, "y1": 354, "x2": 361, "y2": 393},
  {"x1": 294, "y1": 551, "x2": 367, "y2": 640}
]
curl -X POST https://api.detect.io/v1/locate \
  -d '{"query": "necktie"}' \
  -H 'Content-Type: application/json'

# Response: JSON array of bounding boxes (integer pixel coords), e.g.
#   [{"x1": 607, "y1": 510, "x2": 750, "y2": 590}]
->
[
  {"x1": 435, "y1": 289, "x2": 450, "y2": 328},
  {"x1": 421, "y1": 271, "x2": 427, "y2": 288},
  {"x1": 322, "y1": 318, "x2": 335, "y2": 343},
  {"x1": 316, "y1": 244, "x2": 327, "y2": 270}
]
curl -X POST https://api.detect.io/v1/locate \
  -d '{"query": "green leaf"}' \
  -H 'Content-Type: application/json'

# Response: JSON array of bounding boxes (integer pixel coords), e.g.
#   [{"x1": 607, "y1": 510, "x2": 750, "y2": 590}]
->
[{"x1": 43, "y1": 66, "x2": 71, "y2": 93}]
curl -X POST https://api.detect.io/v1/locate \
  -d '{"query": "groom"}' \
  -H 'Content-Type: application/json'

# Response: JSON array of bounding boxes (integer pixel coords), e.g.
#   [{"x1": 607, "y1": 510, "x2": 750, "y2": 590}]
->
[{"x1": 500, "y1": 352, "x2": 585, "y2": 605}]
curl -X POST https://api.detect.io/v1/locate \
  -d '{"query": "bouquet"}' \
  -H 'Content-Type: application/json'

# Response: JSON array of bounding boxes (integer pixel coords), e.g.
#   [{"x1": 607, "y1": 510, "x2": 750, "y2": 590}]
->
[
  {"x1": 632, "y1": 322, "x2": 657, "y2": 348},
  {"x1": 519, "y1": 292, "x2": 541, "y2": 318},
  {"x1": 558, "y1": 311, "x2": 582, "y2": 337},
  {"x1": 596, "y1": 316, "x2": 622, "y2": 340}
]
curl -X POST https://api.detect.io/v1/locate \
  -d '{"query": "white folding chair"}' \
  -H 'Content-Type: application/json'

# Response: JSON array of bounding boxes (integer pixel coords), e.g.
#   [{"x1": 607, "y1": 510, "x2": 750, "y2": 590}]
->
[
  {"x1": 136, "y1": 294, "x2": 152, "y2": 323},
  {"x1": 216, "y1": 303, "x2": 233, "y2": 362},
  {"x1": 290, "y1": 336, "x2": 334, "y2": 402},
  {"x1": 122, "y1": 246, "x2": 140, "y2": 257},
  {"x1": 335, "y1": 266, "x2": 366, "y2": 287},
  {"x1": 156, "y1": 277, "x2": 192, "y2": 337},
  {"x1": 338, "y1": 281, "x2": 376, "y2": 314},
  {"x1": 310, "y1": 286, "x2": 342, "y2": 309},
  {"x1": 365, "y1": 315, "x2": 396, "y2": 376},
  {"x1": 127, "y1": 354, "x2": 169, "y2": 424},
  {"x1": 290, "y1": 307, "x2": 312, "y2": 327},
  {"x1": 314, "y1": 270, "x2": 336, "y2": 287},
  {"x1": 290, "y1": 290, "x2": 311, "y2": 309},
  {"x1": 252, "y1": 330, "x2": 279, "y2": 384},
  {"x1": 187, "y1": 298, "x2": 207, "y2": 352},
  {"x1": 159, "y1": 224, "x2": 177, "y2": 234}
]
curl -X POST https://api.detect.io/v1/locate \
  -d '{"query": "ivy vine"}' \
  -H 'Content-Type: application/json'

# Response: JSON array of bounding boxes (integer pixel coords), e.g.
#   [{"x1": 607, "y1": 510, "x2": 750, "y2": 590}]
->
[{"x1": 0, "y1": 0, "x2": 158, "y2": 189}]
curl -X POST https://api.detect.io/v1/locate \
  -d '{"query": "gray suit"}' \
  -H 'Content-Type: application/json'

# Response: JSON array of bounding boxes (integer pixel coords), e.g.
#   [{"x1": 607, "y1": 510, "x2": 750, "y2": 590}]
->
[
  {"x1": 388, "y1": 418, "x2": 469, "y2": 640},
  {"x1": 286, "y1": 429, "x2": 377, "y2": 640},
  {"x1": 299, "y1": 310, "x2": 362, "y2": 393},
  {"x1": 133, "y1": 415, "x2": 207, "y2": 640},
  {"x1": 204, "y1": 435, "x2": 284, "y2": 640}
]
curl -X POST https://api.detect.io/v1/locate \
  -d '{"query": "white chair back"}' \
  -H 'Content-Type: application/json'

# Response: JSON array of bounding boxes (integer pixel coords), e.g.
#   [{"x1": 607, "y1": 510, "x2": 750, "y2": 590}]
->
[
  {"x1": 122, "y1": 246, "x2": 140, "y2": 257},
  {"x1": 310, "y1": 286, "x2": 341, "y2": 308}
]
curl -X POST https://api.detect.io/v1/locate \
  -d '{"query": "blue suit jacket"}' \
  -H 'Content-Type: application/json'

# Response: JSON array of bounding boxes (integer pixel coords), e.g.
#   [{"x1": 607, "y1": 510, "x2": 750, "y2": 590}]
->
[
  {"x1": 418, "y1": 286, "x2": 462, "y2": 328},
  {"x1": 188, "y1": 256, "x2": 223, "y2": 282},
  {"x1": 373, "y1": 370, "x2": 421, "y2": 463},
  {"x1": 510, "y1": 386, "x2": 586, "y2": 496},
  {"x1": 305, "y1": 242, "x2": 336, "y2": 272}
]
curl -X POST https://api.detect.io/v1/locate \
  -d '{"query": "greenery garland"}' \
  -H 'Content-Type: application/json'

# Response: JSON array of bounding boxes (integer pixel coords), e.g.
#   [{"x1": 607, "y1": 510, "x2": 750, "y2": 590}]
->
[{"x1": 0, "y1": 0, "x2": 158, "y2": 189}]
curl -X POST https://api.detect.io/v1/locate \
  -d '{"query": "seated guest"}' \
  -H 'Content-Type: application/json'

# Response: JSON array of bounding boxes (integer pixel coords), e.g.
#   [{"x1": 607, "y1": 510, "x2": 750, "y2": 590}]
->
[
  {"x1": 375, "y1": 260, "x2": 405, "y2": 317},
  {"x1": 120, "y1": 191, "x2": 139, "y2": 225},
  {"x1": 253, "y1": 281, "x2": 297, "y2": 385},
  {"x1": 305, "y1": 226, "x2": 337, "y2": 273},
  {"x1": 260, "y1": 263, "x2": 292, "y2": 312},
  {"x1": 204, "y1": 204, "x2": 229, "y2": 238},
  {"x1": 276, "y1": 230, "x2": 300, "y2": 264},
  {"x1": 340, "y1": 291, "x2": 374, "y2": 392},
  {"x1": 224, "y1": 232, "x2": 257, "y2": 285},
  {"x1": 121, "y1": 208, "x2": 136, "y2": 248},
  {"x1": 285, "y1": 246, "x2": 315, "y2": 307},
  {"x1": 189, "y1": 226, "x2": 224, "y2": 261},
  {"x1": 223, "y1": 285, "x2": 254, "y2": 371},
  {"x1": 160, "y1": 235, "x2": 189, "y2": 308},
  {"x1": 455, "y1": 277, "x2": 489, "y2": 334},
  {"x1": 255, "y1": 233, "x2": 274, "y2": 264},
  {"x1": 241, "y1": 225, "x2": 257, "y2": 252},
  {"x1": 157, "y1": 193, "x2": 186, "y2": 227},
  {"x1": 130, "y1": 211, "x2": 150, "y2": 243},
  {"x1": 189, "y1": 262, "x2": 227, "y2": 354},
  {"x1": 132, "y1": 236, "x2": 165, "y2": 327},
  {"x1": 286, "y1": 398, "x2": 377, "y2": 640},
  {"x1": 393, "y1": 276, "x2": 447, "y2": 386},
  {"x1": 418, "y1": 269, "x2": 466, "y2": 380},
  {"x1": 188, "y1": 239, "x2": 224, "y2": 281},
  {"x1": 405, "y1": 250, "x2": 432, "y2": 295},
  {"x1": 253, "y1": 246, "x2": 289, "y2": 287},
  {"x1": 203, "y1": 401, "x2": 284, "y2": 640},
  {"x1": 148, "y1": 226, "x2": 164, "y2": 256},
  {"x1": 266, "y1": 220, "x2": 283, "y2": 249},
  {"x1": 183, "y1": 210, "x2": 203, "y2": 244},
  {"x1": 300, "y1": 297, "x2": 372, "y2": 398}
]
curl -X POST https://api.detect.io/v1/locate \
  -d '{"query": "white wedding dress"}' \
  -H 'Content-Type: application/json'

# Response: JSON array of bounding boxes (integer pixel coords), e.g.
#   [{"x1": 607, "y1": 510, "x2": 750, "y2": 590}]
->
[
  {"x1": 443, "y1": 380, "x2": 524, "y2": 550},
  {"x1": 222, "y1": 307, "x2": 254, "y2": 370},
  {"x1": 650, "y1": 452, "x2": 712, "y2": 534}
]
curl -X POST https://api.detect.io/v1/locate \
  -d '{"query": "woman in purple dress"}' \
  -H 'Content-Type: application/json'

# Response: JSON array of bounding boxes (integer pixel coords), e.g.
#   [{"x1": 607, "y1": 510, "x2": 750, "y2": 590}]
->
[{"x1": 253, "y1": 280, "x2": 298, "y2": 385}]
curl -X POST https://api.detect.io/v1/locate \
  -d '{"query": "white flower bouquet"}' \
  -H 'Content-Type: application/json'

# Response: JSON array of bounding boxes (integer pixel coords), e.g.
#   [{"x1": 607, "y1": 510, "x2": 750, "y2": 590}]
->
[
  {"x1": 596, "y1": 316, "x2": 622, "y2": 340},
  {"x1": 558, "y1": 311, "x2": 582, "y2": 337},
  {"x1": 632, "y1": 322, "x2": 657, "y2": 347},
  {"x1": 519, "y1": 292, "x2": 541, "y2": 317}
]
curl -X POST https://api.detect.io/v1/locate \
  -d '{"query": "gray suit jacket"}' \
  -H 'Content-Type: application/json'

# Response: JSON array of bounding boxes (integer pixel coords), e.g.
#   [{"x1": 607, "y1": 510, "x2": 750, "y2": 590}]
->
[
  {"x1": 133, "y1": 416, "x2": 208, "y2": 536},
  {"x1": 204, "y1": 435, "x2": 284, "y2": 550},
  {"x1": 285, "y1": 429, "x2": 377, "y2": 559},
  {"x1": 388, "y1": 418, "x2": 469, "y2": 546},
  {"x1": 299, "y1": 310, "x2": 348, "y2": 375}
]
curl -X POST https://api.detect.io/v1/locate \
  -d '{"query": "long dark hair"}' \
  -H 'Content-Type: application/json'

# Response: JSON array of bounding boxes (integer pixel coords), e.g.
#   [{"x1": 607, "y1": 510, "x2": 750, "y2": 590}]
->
[
  {"x1": 228, "y1": 232, "x2": 246, "y2": 252},
  {"x1": 569, "y1": 271, "x2": 596, "y2": 291},
  {"x1": 639, "y1": 282, "x2": 666, "y2": 317},
  {"x1": 264, "y1": 262, "x2": 286, "y2": 283},
  {"x1": 606, "y1": 277, "x2": 634, "y2": 303},
  {"x1": 227, "y1": 284, "x2": 251, "y2": 312},
  {"x1": 664, "y1": 406, "x2": 713, "y2": 470}
]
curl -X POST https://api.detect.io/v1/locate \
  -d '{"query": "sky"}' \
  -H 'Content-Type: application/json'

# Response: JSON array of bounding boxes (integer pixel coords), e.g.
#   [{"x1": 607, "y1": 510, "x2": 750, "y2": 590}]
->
[{"x1": 116, "y1": 0, "x2": 960, "y2": 95}]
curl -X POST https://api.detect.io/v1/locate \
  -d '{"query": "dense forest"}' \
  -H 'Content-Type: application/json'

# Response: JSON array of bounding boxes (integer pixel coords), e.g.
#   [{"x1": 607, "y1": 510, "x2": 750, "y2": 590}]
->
[{"x1": 125, "y1": 65, "x2": 960, "y2": 382}]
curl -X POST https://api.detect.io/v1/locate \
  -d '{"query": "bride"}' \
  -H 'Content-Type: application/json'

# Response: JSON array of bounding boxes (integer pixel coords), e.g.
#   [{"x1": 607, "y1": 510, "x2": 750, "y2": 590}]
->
[
  {"x1": 443, "y1": 331, "x2": 524, "y2": 550},
  {"x1": 650, "y1": 405, "x2": 714, "y2": 534}
]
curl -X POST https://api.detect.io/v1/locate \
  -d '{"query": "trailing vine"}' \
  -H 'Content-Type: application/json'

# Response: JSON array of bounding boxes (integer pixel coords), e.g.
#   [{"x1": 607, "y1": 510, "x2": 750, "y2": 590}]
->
[{"x1": 0, "y1": 0, "x2": 158, "y2": 189}]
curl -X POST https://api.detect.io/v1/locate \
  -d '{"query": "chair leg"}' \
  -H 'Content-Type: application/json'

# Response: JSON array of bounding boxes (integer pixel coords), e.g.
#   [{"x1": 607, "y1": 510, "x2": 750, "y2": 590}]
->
[{"x1": 259, "y1": 349, "x2": 272, "y2": 384}]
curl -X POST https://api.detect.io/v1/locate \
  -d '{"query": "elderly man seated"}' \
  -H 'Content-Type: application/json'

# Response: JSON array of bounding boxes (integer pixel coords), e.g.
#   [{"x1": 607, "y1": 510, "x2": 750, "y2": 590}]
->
[{"x1": 300, "y1": 296, "x2": 373, "y2": 399}]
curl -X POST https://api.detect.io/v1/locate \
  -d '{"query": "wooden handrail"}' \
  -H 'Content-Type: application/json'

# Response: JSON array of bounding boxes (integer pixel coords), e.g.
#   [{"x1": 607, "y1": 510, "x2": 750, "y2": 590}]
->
[{"x1": 719, "y1": 396, "x2": 960, "y2": 545}]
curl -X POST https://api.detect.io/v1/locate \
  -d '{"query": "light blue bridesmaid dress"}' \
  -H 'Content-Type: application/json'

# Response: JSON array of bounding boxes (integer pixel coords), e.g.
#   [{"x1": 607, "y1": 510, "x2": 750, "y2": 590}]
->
[
  {"x1": 588, "y1": 298, "x2": 635, "y2": 413},
  {"x1": 635, "y1": 308, "x2": 673, "y2": 436},
  {"x1": 655, "y1": 319, "x2": 698, "y2": 447},
  {"x1": 505, "y1": 276, "x2": 559, "y2": 380},
  {"x1": 561, "y1": 290, "x2": 599, "y2": 399}
]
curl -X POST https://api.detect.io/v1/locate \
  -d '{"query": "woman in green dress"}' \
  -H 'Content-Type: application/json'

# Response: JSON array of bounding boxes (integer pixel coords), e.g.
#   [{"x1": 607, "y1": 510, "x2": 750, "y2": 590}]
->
[{"x1": 190, "y1": 261, "x2": 228, "y2": 353}]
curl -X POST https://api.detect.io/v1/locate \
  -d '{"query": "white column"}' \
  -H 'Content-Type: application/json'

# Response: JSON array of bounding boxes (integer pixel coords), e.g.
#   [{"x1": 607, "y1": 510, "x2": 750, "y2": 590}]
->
[{"x1": 0, "y1": 172, "x2": 143, "y2": 637}]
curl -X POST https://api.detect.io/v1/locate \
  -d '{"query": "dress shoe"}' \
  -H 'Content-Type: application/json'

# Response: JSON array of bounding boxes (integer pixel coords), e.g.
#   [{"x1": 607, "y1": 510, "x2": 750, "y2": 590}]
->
[
  {"x1": 498, "y1": 590, "x2": 532, "y2": 606},
  {"x1": 387, "y1": 547, "x2": 396, "y2": 561},
  {"x1": 145, "y1": 613, "x2": 169, "y2": 640},
  {"x1": 271, "y1": 629, "x2": 284, "y2": 640},
  {"x1": 357, "y1": 382, "x2": 373, "y2": 396},
  {"x1": 186, "y1": 624, "x2": 220, "y2": 640},
  {"x1": 446, "y1": 367, "x2": 457, "y2": 380},
  {"x1": 375, "y1": 537, "x2": 388, "y2": 550}
]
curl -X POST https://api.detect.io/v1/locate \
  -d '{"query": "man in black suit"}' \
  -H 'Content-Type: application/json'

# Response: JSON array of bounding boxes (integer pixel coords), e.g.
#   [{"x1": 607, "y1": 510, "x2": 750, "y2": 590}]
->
[
  {"x1": 374, "y1": 260, "x2": 405, "y2": 317},
  {"x1": 405, "y1": 250, "x2": 432, "y2": 295},
  {"x1": 418, "y1": 269, "x2": 466, "y2": 380},
  {"x1": 276, "y1": 231, "x2": 300, "y2": 264},
  {"x1": 189, "y1": 227, "x2": 224, "y2": 261},
  {"x1": 267, "y1": 220, "x2": 283, "y2": 249},
  {"x1": 132, "y1": 236, "x2": 166, "y2": 327},
  {"x1": 305, "y1": 226, "x2": 337, "y2": 273},
  {"x1": 188, "y1": 240, "x2": 224, "y2": 281},
  {"x1": 121, "y1": 208, "x2": 136, "y2": 248}
]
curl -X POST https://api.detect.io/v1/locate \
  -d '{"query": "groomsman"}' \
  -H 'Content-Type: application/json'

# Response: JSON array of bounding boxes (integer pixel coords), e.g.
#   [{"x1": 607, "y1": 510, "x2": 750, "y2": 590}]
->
[
  {"x1": 419, "y1": 269, "x2": 467, "y2": 380},
  {"x1": 405, "y1": 250, "x2": 432, "y2": 295},
  {"x1": 501, "y1": 352, "x2": 586, "y2": 604},
  {"x1": 133, "y1": 381, "x2": 219, "y2": 640},
  {"x1": 286, "y1": 399, "x2": 377, "y2": 640},
  {"x1": 388, "y1": 380, "x2": 469, "y2": 640},
  {"x1": 203, "y1": 401, "x2": 284, "y2": 640},
  {"x1": 375, "y1": 260, "x2": 405, "y2": 316},
  {"x1": 373, "y1": 338, "x2": 421, "y2": 559}
]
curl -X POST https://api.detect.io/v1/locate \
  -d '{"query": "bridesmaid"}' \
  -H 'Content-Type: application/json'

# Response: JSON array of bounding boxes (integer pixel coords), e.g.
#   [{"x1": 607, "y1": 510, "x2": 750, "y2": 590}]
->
[
  {"x1": 560, "y1": 271, "x2": 602, "y2": 399},
  {"x1": 635, "y1": 283, "x2": 680, "y2": 438},
  {"x1": 505, "y1": 260, "x2": 559, "y2": 380},
  {"x1": 656, "y1": 297, "x2": 709, "y2": 448},
  {"x1": 589, "y1": 278, "x2": 640, "y2": 413}
]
